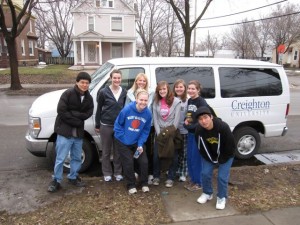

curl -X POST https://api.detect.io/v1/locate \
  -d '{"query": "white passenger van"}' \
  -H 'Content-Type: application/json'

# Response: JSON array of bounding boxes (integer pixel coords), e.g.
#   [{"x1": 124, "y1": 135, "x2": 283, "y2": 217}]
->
[{"x1": 26, "y1": 57, "x2": 290, "y2": 172}]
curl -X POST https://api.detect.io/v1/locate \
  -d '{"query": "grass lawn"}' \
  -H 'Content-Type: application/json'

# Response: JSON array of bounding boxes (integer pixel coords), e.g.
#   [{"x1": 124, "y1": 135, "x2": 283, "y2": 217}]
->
[{"x1": 0, "y1": 65, "x2": 78, "y2": 76}]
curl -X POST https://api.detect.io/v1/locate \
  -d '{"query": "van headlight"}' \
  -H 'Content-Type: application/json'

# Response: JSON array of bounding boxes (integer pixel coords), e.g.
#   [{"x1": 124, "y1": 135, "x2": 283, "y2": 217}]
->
[{"x1": 28, "y1": 116, "x2": 41, "y2": 138}]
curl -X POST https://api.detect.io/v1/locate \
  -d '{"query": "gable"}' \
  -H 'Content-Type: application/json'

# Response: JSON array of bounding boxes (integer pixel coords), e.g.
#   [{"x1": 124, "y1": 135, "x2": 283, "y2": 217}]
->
[
  {"x1": 72, "y1": 0, "x2": 136, "y2": 15},
  {"x1": 76, "y1": 30, "x2": 104, "y2": 38}
]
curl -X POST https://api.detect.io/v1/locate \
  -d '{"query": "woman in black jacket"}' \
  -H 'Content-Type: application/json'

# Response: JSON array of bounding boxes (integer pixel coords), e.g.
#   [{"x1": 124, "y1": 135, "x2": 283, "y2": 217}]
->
[{"x1": 95, "y1": 69, "x2": 127, "y2": 182}]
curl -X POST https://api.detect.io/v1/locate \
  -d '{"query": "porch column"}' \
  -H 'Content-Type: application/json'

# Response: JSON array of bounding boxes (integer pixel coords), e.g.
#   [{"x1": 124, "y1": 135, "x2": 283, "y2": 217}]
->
[
  {"x1": 132, "y1": 40, "x2": 136, "y2": 57},
  {"x1": 73, "y1": 41, "x2": 77, "y2": 65},
  {"x1": 81, "y1": 40, "x2": 85, "y2": 66},
  {"x1": 98, "y1": 41, "x2": 102, "y2": 65}
]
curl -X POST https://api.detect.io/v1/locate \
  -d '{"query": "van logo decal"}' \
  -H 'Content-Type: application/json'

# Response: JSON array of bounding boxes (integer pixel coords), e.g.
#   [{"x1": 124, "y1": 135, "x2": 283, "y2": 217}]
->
[{"x1": 231, "y1": 99, "x2": 270, "y2": 111}]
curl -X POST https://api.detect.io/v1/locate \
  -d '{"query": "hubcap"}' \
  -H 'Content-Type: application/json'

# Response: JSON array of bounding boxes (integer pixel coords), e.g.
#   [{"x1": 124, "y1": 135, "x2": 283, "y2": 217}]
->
[{"x1": 237, "y1": 135, "x2": 256, "y2": 155}]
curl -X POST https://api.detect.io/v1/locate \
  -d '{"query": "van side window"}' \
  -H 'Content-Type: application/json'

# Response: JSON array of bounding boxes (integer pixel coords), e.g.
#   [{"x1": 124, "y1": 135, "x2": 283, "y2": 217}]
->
[
  {"x1": 101, "y1": 67, "x2": 145, "y2": 90},
  {"x1": 155, "y1": 67, "x2": 215, "y2": 98},
  {"x1": 219, "y1": 67, "x2": 282, "y2": 97}
]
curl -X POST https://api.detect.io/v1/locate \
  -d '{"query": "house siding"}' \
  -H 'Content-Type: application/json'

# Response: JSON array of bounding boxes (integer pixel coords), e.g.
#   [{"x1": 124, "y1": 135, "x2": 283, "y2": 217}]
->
[{"x1": 71, "y1": 0, "x2": 137, "y2": 68}]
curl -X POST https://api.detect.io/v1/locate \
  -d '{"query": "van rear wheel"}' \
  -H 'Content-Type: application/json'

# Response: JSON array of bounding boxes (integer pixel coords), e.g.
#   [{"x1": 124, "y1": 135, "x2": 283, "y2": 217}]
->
[{"x1": 233, "y1": 127, "x2": 260, "y2": 159}]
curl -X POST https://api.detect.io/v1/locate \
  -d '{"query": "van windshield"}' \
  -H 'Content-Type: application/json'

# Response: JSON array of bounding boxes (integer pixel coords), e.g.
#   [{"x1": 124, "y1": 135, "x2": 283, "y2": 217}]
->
[{"x1": 89, "y1": 62, "x2": 114, "y2": 91}]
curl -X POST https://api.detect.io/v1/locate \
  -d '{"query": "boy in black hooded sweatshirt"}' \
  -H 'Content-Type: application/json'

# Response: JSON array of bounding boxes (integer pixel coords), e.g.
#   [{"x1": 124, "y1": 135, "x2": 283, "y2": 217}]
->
[{"x1": 194, "y1": 106, "x2": 235, "y2": 210}]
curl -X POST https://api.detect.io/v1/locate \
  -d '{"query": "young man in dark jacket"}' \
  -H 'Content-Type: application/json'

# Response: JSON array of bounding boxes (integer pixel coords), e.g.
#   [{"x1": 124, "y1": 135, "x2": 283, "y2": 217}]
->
[
  {"x1": 48, "y1": 72, "x2": 94, "y2": 192},
  {"x1": 194, "y1": 106, "x2": 235, "y2": 210}
]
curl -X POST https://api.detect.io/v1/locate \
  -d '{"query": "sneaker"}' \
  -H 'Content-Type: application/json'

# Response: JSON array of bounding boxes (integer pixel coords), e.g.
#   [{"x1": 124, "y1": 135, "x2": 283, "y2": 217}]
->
[
  {"x1": 128, "y1": 187, "x2": 137, "y2": 195},
  {"x1": 152, "y1": 178, "x2": 160, "y2": 186},
  {"x1": 197, "y1": 193, "x2": 213, "y2": 204},
  {"x1": 114, "y1": 175, "x2": 123, "y2": 181},
  {"x1": 187, "y1": 184, "x2": 202, "y2": 192},
  {"x1": 47, "y1": 179, "x2": 61, "y2": 193},
  {"x1": 148, "y1": 175, "x2": 154, "y2": 185},
  {"x1": 165, "y1": 179, "x2": 174, "y2": 188},
  {"x1": 216, "y1": 197, "x2": 226, "y2": 210},
  {"x1": 142, "y1": 186, "x2": 150, "y2": 193},
  {"x1": 68, "y1": 176, "x2": 86, "y2": 187},
  {"x1": 179, "y1": 176, "x2": 187, "y2": 182},
  {"x1": 104, "y1": 176, "x2": 112, "y2": 182}
]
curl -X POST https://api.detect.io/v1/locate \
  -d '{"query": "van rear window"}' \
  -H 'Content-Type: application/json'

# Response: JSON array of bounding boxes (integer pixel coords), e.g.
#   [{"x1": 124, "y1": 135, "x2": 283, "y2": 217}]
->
[
  {"x1": 155, "y1": 67, "x2": 215, "y2": 98},
  {"x1": 219, "y1": 67, "x2": 282, "y2": 97}
]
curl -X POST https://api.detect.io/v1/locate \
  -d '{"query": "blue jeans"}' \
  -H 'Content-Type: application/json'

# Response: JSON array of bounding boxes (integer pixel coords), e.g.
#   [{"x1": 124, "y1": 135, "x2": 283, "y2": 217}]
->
[
  {"x1": 53, "y1": 135, "x2": 83, "y2": 183},
  {"x1": 201, "y1": 157, "x2": 234, "y2": 199},
  {"x1": 187, "y1": 133, "x2": 202, "y2": 185}
]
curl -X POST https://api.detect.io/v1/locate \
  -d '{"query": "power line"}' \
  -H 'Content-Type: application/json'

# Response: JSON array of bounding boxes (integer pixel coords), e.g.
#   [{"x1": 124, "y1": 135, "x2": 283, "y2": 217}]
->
[
  {"x1": 197, "y1": 11, "x2": 300, "y2": 29},
  {"x1": 201, "y1": 0, "x2": 288, "y2": 20}
]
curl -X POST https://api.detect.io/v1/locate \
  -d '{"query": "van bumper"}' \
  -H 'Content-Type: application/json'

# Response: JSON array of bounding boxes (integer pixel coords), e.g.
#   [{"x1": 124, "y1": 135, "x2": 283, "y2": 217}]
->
[
  {"x1": 25, "y1": 132, "x2": 48, "y2": 157},
  {"x1": 281, "y1": 127, "x2": 288, "y2": 136}
]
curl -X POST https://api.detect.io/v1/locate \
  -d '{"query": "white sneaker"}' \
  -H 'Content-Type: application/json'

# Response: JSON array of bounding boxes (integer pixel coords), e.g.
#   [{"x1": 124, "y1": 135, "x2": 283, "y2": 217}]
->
[
  {"x1": 104, "y1": 176, "x2": 112, "y2": 182},
  {"x1": 148, "y1": 175, "x2": 154, "y2": 185},
  {"x1": 142, "y1": 186, "x2": 150, "y2": 193},
  {"x1": 197, "y1": 193, "x2": 213, "y2": 204},
  {"x1": 216, "y1": 197, "x2": 226, "y2": 210},
  {"x1": 128, "y1": 188, "x2": 137, "y2": 195},
  {"x1": 114, "y1": 175, "x2": 123, "y2": 181},
  {"x1": 152, "y1": 178, "x2": 160, "y2": 186},
  {"x1": 165, "y1": 179, "x2": 174, "y2": 188},
  {"x1": 179, "y1": 176, "x2": 186, "y2": 182}
]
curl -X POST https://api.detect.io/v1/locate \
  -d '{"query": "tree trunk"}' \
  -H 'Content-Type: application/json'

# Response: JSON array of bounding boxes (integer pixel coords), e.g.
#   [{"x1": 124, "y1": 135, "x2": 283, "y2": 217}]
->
[
  {"x1": 184, "y1": 29, "x2": 192, "y2": 57},
  {"x1": 6, "y1": 38, "x2": 22, "y2": 90}
]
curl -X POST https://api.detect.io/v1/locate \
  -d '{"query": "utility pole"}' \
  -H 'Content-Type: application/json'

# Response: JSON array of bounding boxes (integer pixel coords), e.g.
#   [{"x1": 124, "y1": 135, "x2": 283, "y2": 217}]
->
[{"x1": 193, "y1": 0, "x2": 197, "y2": 57}]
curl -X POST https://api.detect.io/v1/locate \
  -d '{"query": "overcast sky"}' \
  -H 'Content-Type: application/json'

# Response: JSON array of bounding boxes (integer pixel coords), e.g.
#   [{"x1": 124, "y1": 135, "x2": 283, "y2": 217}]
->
[{"x1": 194, "y1": 0, "x2": 300, "y2": 41}]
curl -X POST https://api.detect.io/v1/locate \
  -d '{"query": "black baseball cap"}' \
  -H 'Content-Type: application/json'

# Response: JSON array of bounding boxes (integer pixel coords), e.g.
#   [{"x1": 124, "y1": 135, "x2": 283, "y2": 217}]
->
[{"x1": 194, "y1": 106, "x2": 212, "y2": 119}]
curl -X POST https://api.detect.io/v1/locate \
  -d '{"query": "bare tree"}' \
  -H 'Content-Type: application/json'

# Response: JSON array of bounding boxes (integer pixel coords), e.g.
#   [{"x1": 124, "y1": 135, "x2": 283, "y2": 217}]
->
[
  {"x1": 268, "y1": 4, "x2": 300, "y2": 63},
  {"x1": 202, "y1": 31, "x2": 220, "y2": 57},
  {"x1": 153, "y1": 2, "x2": 183, "y2": 57},
  {"x1": 165, "y1": 0, "x2": 213, "y2": 57},
  {"x1": 34, "y1": 0, "x2": 79, "y2": 60},
  {"x1": 135, "y1": 0, "x2": 166, "y2": 56},
  {"x1": 0, "y1": 0, "x2": 38, "y2": 90},
  {"x1": 250, "y1": 19, "x2": 271, "y2": 59},
  {"x1": 227, "y1": 20, "x2": 256, "y2": 59}
]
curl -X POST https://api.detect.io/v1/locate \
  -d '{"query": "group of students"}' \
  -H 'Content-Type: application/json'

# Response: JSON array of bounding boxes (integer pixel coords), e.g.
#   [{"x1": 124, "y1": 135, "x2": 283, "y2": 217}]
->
[{"x1": 48, "y1": 70, "x2": 236, "y2": 210}]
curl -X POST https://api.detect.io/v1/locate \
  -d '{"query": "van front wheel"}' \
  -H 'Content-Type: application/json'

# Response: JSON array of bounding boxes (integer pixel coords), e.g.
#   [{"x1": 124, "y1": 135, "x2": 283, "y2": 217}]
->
[
  {"x1": 233, "y1": 127, "x2": 260, "y2": 159},
  {"x1": 48, "y1": 138, "x2": 94, "y2": 173}
]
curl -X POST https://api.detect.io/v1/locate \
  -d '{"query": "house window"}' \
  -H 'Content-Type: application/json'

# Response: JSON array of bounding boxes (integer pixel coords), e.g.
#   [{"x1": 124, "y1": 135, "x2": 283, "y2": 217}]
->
[
  {"x1": 21, "y1": 39, "x2": 25, "y2": 56},
  {"x1": 101, "y1": 0, "x2": 113, "y2": 8},
  {"x1": 294, "y1": 50, "x2": 298, "y2": 61},
  {"x1": 29, "y1": 40, "x2": 34, "y2": 56},
  {"x1": 88, "y1": 16, "x2": 95, "y2": 31},
  {"x1": 95, "y1": 0, "x2": 100, "y2": 7},
  {"x1": 111, "y1": 16, "x2": 122, "y2": 32},
  {"x1": 111, "y1": 43, "x2": 123, "y2": 58}
]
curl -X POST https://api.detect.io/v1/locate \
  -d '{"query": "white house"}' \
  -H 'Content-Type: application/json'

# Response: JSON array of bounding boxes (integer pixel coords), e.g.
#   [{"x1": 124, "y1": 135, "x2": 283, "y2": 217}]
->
[
  {"x1": 71, "y1": 0, "x2": 137, "y2": 69},
  {"x1": 272, "y1": 41, "x2": 300, "y2": 68}
]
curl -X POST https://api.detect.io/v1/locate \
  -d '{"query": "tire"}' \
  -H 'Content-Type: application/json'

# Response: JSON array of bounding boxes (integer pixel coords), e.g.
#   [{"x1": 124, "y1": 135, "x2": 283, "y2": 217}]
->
[
  {"x1": 233, "y1": 127, "x2": 261, "y2": 159},
  {"x1": 47, "y1": 138, "x2": 95, "y2": 173}
]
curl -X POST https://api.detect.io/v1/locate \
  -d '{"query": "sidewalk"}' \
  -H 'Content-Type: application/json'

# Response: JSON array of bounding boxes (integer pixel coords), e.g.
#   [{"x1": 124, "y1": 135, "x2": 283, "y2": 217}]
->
[
  {"x1": 160, "y1": 207, "x2": 300, "y2": 225},
  {"x1": 157, "y1": 181, "x2": 299, "y2": 225}
]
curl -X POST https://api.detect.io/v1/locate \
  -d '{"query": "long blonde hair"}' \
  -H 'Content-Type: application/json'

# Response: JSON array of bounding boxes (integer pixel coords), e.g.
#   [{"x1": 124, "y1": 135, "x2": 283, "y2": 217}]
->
[{"x1": 130, "y1": 73, "x2": 149, "y2": 93}]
